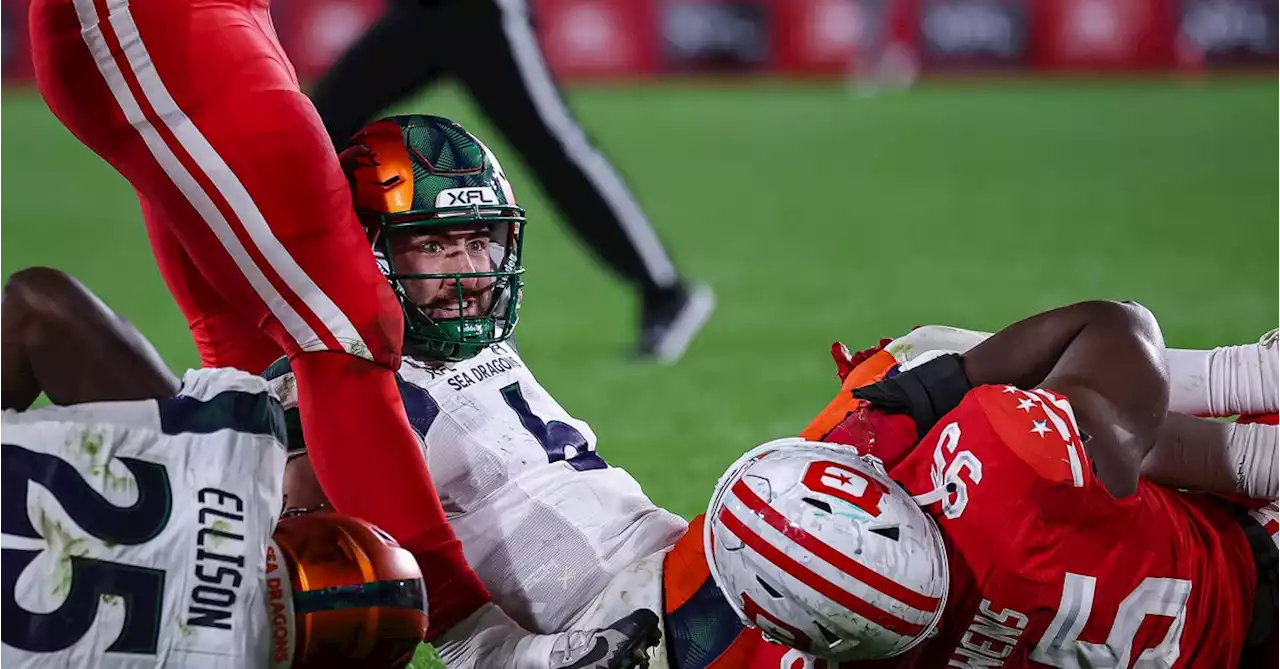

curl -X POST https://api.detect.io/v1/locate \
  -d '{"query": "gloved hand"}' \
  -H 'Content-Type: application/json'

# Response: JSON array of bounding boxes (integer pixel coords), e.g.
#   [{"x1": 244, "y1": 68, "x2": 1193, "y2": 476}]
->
[{"x1": 829, "y1": 327, "x2": 922, "y2": 382}]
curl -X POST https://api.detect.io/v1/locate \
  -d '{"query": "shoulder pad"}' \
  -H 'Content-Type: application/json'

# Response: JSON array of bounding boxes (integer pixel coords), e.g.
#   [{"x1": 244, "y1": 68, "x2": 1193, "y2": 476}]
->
[{"x1": 968, "y1": 385, "x2": 1092, "y2": 488}]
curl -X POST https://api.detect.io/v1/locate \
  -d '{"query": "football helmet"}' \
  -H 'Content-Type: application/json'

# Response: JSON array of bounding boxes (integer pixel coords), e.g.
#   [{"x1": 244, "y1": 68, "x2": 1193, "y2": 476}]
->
[
  {"x1": 703, "y1": 438, "x2": 948, "y2": 661},
  {"x1": 270, "y1": 511, "x2": 429, "y2": 668},
  {"x1": 341, "y1": 114, "x2": 525, "y2": 361}
]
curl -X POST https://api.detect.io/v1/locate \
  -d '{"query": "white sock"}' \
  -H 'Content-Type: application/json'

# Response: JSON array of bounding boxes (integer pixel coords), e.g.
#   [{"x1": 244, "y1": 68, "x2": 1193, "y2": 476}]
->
[
  {"x1": 1143, "y1": 413, "x2": 1278, "y2": 500},
  {"x1": 434, "y1": 602, "x2": 556, "y2": 669},
  {"x1": 893, "y1": 325, "x2": 1280, "y2": 417},
  {"x1": 1167, "y1": 338, "x2": 1279, "y2": 417}
]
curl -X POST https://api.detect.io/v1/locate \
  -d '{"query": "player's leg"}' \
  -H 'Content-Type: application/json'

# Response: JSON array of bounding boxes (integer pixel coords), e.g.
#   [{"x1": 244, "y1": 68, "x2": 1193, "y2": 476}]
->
[
  {"x1": 139, "y1": 196, "x2": 284, "y2": 372},
  {"x1": 308, "y1": 0, "x2": 446, "y2": 147},
  {"x1": 1166, "y1": 329, "x2": 1280, "y2": 417},
  {"x1": 29, "y1": 0, "x2": 488, "y2": 636},
  {"x1": 1, "y1": 266, "x2": 179, "y2": 410},
  {"x1": 446, "y1": 0, "x2": 713, "y2": 362}
]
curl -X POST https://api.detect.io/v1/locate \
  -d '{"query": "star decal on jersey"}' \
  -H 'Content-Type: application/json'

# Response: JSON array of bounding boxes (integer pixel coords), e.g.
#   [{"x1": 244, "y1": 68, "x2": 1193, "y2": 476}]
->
[
  {"x1": 1016, "y1": 398, "x2": 1036, "y2": 412},
  {"x1": 1031, "y1": 420, "x2": 1052, "y2": 437},
  {"x1": 1003, "y1": 385, "x2": 1020, "y2": 394}
]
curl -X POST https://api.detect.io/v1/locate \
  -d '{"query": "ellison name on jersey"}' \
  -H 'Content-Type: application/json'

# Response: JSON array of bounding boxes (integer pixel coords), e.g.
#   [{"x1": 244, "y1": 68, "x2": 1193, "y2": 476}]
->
[{"x1": 187, "y1": 488, "x2": 249, "y2": 630}]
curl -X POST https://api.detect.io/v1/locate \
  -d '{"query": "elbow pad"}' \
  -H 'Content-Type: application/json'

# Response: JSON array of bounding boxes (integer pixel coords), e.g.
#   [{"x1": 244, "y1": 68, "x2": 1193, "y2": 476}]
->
[{"x1": 852, "y1": 354, "x2": 973, "y2": 439}]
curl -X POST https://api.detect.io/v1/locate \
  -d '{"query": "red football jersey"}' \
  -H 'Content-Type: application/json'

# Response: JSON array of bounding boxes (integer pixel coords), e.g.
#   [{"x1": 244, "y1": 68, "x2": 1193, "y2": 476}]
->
[{"x1": 835, "y1": 384, "x2": 1258, "y2": 668}]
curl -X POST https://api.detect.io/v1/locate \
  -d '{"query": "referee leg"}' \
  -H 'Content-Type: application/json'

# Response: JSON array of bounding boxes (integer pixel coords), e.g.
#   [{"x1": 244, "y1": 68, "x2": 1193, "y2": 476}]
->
[
  {"x1": 450, "y1": 0, "x2": 682, "y2": 302},
  {"x1": 309, "y1": 0, "x2": 447, "y2": 148}
]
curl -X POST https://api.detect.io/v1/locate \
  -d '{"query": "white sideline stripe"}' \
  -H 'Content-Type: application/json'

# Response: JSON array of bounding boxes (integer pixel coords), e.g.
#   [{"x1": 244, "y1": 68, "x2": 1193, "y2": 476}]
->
[{"x1": 494, "y1": 0, "x2": 678, "y2": 287}]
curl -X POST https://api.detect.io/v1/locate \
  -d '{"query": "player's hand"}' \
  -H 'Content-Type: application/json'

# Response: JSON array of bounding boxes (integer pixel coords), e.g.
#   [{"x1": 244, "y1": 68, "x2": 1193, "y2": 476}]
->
[
  {"x1": 830, "y1": 338, "x2": 893, "y2": 382},
  {"x1": 831, "y1": 328, "x2": 921, "y2": 383},
  {"x1": 830, "y1": 342, "x2": 857, "y2": 381}
]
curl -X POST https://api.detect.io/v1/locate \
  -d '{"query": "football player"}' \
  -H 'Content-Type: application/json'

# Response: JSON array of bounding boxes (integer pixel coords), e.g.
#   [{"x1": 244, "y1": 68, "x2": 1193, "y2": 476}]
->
[
  {"x1": 270, "y1": 114, "x2": 1279, "y2": 669},
  {"x1": 266, "y1": 115, "x2": 665, "y2": 669},
  {"x1": 28, "y1": 0, "x2": 488, "y2": 646},
  {"x1": 705, "y1": 301, "x2": 1279, "y2": 668},
  {"x1": 821, "y1": 324, "x2": 1279, "y2": 502},
  {"x1": 0, "y1": 267, "x2": 428, "y2": 667}
]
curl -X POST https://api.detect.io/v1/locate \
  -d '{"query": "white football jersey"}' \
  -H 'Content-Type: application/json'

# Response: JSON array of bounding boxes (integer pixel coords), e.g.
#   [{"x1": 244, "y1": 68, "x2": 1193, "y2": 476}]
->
[
  {"x1": 1, "y1": 368, "x2": 287, "y2": 669},
  {"x1": 270, "y1": 342, "x2": 687, "y2": 633}
]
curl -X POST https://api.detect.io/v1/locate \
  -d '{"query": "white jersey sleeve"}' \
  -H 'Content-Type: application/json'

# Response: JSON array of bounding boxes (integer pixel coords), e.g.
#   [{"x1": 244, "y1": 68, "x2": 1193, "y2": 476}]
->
[
  {"x1": 1, "y1": 368, "x2": 286, "y2": 669},
  {"x1": 269, "y1": 343, "x2": 687, "y2": 634},
  {"x1": 401, "y1": 344, "x2": 688, "y2": 633}
]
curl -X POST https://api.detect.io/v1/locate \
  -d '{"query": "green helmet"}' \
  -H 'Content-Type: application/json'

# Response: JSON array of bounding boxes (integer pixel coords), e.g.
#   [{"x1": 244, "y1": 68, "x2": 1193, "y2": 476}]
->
[{"x1": 341, "y1": 115, "x2": 525, "y2": 362}]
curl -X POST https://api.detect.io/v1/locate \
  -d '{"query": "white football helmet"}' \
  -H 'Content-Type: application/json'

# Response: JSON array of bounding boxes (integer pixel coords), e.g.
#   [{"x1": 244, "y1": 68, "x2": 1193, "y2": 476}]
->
[{"x1": 704, "y1": 437, "x2": 949, "y2": 661}]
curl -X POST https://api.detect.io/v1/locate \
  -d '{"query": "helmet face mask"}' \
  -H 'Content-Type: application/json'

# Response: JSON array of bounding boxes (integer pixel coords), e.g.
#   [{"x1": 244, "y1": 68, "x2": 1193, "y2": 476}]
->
[
  {"x1": 345, "y1": 115, "x2": 527, "y2": 362},
  {"x1": 370, "y1": 206, "x2": 525, "y2": 362}
]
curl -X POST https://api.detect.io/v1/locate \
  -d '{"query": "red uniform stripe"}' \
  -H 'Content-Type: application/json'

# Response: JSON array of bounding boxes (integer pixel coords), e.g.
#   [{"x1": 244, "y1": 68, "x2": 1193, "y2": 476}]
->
[
  {"x1": 718, "y1": 506, "x2": 926, "y2": 638},
  {"x1": 89, "y1": 0, "x2": 343, "y2": 355},
  {"x1": 731, "y1": 480, "x2": 941, "y2": 613}
]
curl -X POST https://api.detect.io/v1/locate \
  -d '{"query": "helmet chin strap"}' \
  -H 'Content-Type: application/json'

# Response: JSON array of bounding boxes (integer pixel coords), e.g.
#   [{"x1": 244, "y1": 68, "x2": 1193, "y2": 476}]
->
[{"x1": 910, "y1": 483, "x2": 951, "y2": 508}]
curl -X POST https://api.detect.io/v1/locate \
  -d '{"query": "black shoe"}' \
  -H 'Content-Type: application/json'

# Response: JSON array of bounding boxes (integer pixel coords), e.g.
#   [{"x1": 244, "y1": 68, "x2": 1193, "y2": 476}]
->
[
  {"x1": 549, "y1": 609, "x2": 663, "y2": 669},
  {"x1": 635, "y1": 283, "x2": 715, "y2": 363}
]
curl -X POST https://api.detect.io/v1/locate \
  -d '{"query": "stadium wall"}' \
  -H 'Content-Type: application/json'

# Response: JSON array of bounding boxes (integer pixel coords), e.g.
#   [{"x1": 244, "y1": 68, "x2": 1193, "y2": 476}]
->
[{"x1": 2, "y1": 0, "x2": 1275, "y2": 84}]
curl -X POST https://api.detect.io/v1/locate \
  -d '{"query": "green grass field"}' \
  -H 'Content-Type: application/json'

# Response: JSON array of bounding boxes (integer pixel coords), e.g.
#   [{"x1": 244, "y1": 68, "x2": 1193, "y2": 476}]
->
[{"x1": 2, "y1": 79, "x2": 1276, "y2": 668}]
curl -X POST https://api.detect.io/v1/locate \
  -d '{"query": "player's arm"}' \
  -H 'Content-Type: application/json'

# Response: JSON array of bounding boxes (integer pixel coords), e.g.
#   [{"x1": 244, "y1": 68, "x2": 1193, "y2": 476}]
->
[
  {"x1": 1, "y1": 267, "x2": 179, "y2": 411},
  {"x1": 854, "y1": 301, "x2": 1166, "y2": 498},
  {"x1": 960, "y1": 300, "x2": 1167, "y2": 498}
]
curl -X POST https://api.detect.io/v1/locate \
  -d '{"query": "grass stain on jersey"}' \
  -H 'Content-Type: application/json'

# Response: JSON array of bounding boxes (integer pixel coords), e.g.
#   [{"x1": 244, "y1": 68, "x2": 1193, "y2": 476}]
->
[
  {"x1": 35, "y1": 506, "x2": 90, "y2": 599},
  {"x1": 207, "y1": 519, "x2": 233, "y2": 548},
  {"x1": 65, "y1": 426, "x2": 139, "y2": 493},
  {"x1": 81, "y1": 430, "x2": 102, "y2": 457},
  {"x1": 886, "y1": 340, "x2": 915, "y2": 361}
]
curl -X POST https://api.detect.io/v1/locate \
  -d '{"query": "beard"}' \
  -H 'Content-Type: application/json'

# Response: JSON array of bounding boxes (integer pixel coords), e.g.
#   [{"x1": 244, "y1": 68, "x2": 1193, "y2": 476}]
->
[{"x1": 419, "y1": 287, "x2": 494, "y2": 320}]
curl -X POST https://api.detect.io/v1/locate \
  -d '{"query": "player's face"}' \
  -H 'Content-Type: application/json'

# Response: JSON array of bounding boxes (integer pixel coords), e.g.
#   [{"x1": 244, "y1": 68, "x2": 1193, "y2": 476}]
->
[
  {"x1": 282, "y1": 453, "x2": 329, "y2": 516},
  {"x1": 389, "y1": 224, "x2": 496, "y2": 320}
]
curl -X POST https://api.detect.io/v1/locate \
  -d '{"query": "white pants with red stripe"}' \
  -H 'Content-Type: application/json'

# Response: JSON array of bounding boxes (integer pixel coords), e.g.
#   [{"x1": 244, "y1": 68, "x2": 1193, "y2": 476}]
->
[{"x1": 30, "y1": 0, "x2": 403, "y2": 374}]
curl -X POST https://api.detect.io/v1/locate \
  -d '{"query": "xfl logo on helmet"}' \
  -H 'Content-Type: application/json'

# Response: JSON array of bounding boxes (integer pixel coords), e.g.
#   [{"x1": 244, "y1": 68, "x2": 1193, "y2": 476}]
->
[{"x1": 437, "y1": 187, "x2": 499, "y2": 207}]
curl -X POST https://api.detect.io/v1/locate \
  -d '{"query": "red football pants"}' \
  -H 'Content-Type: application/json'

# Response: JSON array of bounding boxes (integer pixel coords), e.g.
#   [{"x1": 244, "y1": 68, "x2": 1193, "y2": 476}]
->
[
  {"x1": 30, "y1": 0, "x2": 489, "y2": 637},
  {"x1": 30, "y1": 0, "x2": 397, "y2": 372}
]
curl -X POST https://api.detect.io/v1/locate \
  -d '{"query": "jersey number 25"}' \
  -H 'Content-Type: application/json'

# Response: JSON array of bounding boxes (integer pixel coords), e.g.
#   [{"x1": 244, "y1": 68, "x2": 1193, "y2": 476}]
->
[{"x1": 2, "y1": 443, "x2": 172, "y2": 655}]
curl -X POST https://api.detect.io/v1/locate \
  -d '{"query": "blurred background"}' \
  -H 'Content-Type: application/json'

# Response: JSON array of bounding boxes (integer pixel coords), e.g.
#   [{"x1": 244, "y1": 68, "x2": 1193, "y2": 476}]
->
[
  {"x1": 1, "y1": 0, "x2": 1276, "y2": 518},
  {"x1": 2, "y1": 2, "x2": 1276, "y2": 665}
]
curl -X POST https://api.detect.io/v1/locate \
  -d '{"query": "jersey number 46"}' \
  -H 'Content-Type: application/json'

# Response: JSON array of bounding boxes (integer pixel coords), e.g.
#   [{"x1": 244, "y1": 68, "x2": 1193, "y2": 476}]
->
[{"x1": 1031, "y1": 572, "x2": 1193, "y2": 668}]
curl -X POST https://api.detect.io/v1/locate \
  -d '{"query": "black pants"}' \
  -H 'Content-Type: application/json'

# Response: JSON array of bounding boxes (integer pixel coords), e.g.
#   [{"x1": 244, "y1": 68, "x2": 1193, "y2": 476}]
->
[
  {"x1": 1234, "y1": 504, "x2": 1278, "y2": 668},
  {"x1": 310, "y1": 0, "x2": 680, "y2": 301}
]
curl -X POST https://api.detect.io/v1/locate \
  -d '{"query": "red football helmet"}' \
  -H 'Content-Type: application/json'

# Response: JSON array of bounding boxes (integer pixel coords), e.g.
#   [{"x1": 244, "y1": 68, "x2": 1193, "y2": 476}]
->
[{"x1": 269, "y1": 512, "x2": 429, "y2": 668}]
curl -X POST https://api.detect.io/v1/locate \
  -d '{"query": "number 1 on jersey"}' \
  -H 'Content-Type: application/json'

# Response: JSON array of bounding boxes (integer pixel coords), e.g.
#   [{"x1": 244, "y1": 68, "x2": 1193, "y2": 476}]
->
[{"x1": 500, "y1": 382, "x2": 607, "y2": 471}]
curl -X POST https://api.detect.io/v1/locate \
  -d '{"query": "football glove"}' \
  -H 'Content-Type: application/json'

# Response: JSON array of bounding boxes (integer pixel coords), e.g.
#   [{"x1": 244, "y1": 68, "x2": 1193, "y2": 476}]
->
[{"x1": 852, "y1": 353, "x2": 973, "y2": 439}]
